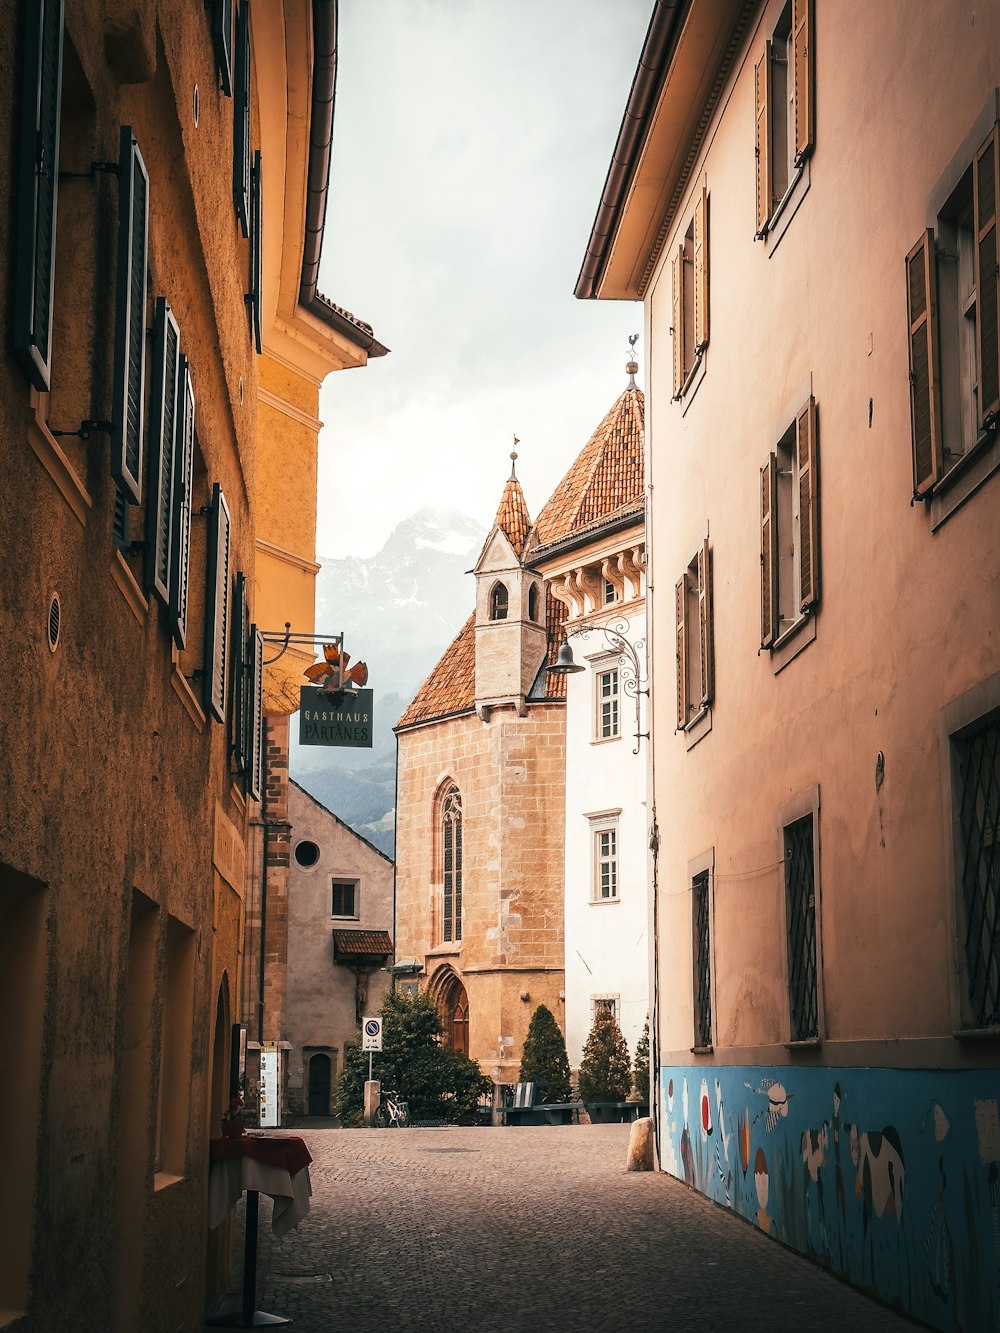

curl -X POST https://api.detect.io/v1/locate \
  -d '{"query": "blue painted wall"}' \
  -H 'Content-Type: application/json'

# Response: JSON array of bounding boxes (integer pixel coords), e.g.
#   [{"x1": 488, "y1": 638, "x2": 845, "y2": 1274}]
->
[{"x1": 658, "y1": 1064, "x2": 1000, "y2": 1330}]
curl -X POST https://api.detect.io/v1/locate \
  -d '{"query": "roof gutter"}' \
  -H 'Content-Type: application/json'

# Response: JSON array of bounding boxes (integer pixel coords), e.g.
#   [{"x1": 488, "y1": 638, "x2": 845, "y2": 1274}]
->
[
  {"x1": 532, "y1": 505, "x2": 645, "y2": 564},
  {"x1": 299, "y1": 0, "x2": 389, "y2": 357},
  {"x1": 574, "y1": 0, "x2": 690, "y2": 301}
]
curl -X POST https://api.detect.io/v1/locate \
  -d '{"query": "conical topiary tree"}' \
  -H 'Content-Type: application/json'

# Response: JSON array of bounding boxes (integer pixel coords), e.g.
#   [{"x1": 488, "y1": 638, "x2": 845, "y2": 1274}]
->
[
  {"x1": 633, "y1": 1016, "x2": 650, "y2": 1101},
  {"x1": 578, "y1": 1006, "x2": 632, "y2": 1103},
  {"x1": 518, "y1": 1004, "x2": 572, "y2": 1102}
]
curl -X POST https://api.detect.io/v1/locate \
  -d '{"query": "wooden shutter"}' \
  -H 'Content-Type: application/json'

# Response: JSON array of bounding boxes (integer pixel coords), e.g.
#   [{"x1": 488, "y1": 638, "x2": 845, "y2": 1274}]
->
[
  {"x1": 754, "y1": 44, "x2": 772, "y2": 237},
  {"x1": 111, "y1": 126, "x2": 149, "y2": 506},
  {"x1": 203, "y1": 484, "x2": 231, "y2": 724},
  {"x1": 694, "y1": 187, "x2": 709, "y2": 352},
  {"x1": 675, "y1": 575, "x2": 688, "y2": 729},
  {"x1": 791, "y1": 0, "x2": 814, "y2": 163},
  {"x1": 169, "y1": 360, "x2": 195, "y2": 650},
  {"x1": 905, "y1": 231, "x2": 943, "y2": 498},
  {"x1": 232, "y1": 571, "x2": 248, "y2": 769},
  {"x1": 112, "y1": 486, "x2": 129, "y2": 552},
  {"x1": 211, "y1": 0, "x2": 234, "y2": 98},
  {"x1": 14, "y1": 0, "x2": 64, "y2": 390},
  {"x1": 247, "y1": 150, "x2": 262, "y2": 353},
  {"x1": 975, "y1": 127, "x2": 1000, "y2": 425},
  {"x1": 232, "y1": 0, "x2": 251, "y2": 237},
  {"x1": 246, "y1": 625, "x2": 263, "y2": 802},
  {"x1": 796, "y1": 397, "x2": 820, "y2": 611},
  {"x1": 671, "y1": 246, "x2": 683, "y2": 397},
  {"x1": 144, "y1": 299, "x2": 180, "y2": 603},
  {"x1": 697, "y1": 538, "x2": 713, "y2": 708},
  {"x1": 760, "y1": 455, "x2": 778, "y2": 648}
]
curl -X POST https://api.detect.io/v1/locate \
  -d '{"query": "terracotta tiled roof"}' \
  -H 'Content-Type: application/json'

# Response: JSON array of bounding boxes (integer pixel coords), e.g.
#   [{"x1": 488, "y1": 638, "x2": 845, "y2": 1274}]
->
[
  {"x1": 532, "y1": 386, "x2": 644, "y2": 550},
  {"x1": 492, "y1": 472, "x2": 533, "y2": 558},
  {"x1": 395, "y1": 614, "x2": 477, "y2": 729},
  {"x1": 332, "y1": 929, "x2": 394, "y2": 960},
  {"x1": 540, "y1": 592, "x2": 568, "y2": 701}
]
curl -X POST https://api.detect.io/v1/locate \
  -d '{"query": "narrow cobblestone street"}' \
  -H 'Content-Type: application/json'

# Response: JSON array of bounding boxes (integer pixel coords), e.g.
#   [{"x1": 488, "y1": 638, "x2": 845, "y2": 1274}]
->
[{"x1": 214, "y1": 1125, "x2": 918, "y2": 1332}]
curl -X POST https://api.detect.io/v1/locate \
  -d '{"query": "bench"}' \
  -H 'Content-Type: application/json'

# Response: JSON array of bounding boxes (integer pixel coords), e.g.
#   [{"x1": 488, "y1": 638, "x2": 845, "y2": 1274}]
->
[{"x1": 496, "y1": 1083, "x2": 585, "y2": 1126}]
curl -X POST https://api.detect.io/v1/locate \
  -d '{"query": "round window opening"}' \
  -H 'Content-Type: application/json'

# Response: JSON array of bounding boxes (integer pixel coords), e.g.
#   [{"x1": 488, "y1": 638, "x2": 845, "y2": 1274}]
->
[{"x1": 294, "y1": 840, "x2": 321, "y2": 869}]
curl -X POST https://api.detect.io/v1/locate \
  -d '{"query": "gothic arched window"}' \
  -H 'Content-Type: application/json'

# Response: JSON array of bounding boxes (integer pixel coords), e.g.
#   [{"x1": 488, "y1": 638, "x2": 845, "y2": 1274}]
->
[
  {"x1": 442, "y1": 785, "x2": 463, "y2": 944},
  {"x1": 490, "y1": 582, "x2": 509, "y2": 621},
  {"x1": 528, "y1": 583, "x2": 539, "y2": 621}
]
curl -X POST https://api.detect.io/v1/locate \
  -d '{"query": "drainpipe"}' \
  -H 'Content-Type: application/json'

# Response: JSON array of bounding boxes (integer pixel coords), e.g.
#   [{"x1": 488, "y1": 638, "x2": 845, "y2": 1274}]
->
[
  {"x1": 257, "y1": 717, "x2": 269, "y2": 1045},
  {"x1": 390, "y1": 730, "x2": 399, "y2": 993}
]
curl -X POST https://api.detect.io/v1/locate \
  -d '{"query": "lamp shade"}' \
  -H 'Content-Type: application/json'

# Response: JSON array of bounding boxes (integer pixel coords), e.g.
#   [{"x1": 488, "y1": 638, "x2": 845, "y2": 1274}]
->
[{"x1": 547, "y1": 640, "x2": 585, "y2": 675}]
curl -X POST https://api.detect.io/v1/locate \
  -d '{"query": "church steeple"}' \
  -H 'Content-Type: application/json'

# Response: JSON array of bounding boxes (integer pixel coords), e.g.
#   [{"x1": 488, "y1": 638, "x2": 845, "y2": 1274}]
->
[{"x1": 492, "y1": 441, "x2": 531, "y2": 558}]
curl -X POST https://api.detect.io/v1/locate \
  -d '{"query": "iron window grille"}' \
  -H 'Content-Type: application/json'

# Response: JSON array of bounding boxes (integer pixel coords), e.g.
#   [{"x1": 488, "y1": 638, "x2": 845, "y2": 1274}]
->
[
  {"x1": 442, "y1": 785, "x2": 463, "y2": 943},
  {"x1": 597, "y1": 668, "x2": 620, "y2": 739},
  {"x1": 693, "y1": 871, "x2": 713, "y2": 1048},
  {"x1": 331, "y1": 881, "x2": 357, "y2": 918},
  {"x1": 784, "y1": 814, "x2": 818, "y2": 1040},
  {"x1": 956, "y1": 716, "x2": 999, "y2": 1027}
]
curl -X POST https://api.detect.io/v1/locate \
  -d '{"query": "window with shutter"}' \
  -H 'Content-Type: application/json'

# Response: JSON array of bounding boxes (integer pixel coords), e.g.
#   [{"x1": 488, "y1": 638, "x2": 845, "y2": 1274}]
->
[
  {"x1": 671, "y1": 248, "x2": 683, "y2": 398},
  {"x1": 974, "y1": 128, "x2": 1000, "y2": 425},
  {"x1": 145, "y1": 299, "x2": 180, "y2": 604},
  {"x1": 246, "y1": 625, "x2": 263, "y2": 802},
  {"x1": 760, "y1": 454, "x2": 778, "y2": 649},
  {"x1": 677, "y1": 539, "x2": 713, "y2": 732},
  {"x1": 14, "y1": 0, "x2": 65, "y2": 390},
  {"x1": 247, "y1": 150, "x2": 262, "y2": 353},
  {"x1": 694, "y1": 187, "x2": 709, "y2": 353},
  {"x1": 905, "y1": 231, "x2": 943, "y2": 498},
  {"x1": 203, "y1": 484, "x2": 231, "y2": 724},
  {"x1": 791, "y1": 0, "x2": 813, "y2": 163},
  {"x1": 211, "y1": 0, "x2": 235, "y2": 98},
  {"x1": 112, "y1": 485, "x2": 130, "y2": 553},
  {"x1": 675, "y1": 576, "x2": 687, "y2": 729},
  {"x1": 169, "y1": 361, "x2": 195, "y2": 650},
  {"x1": 754, "y1": 45, "x2": 771, "y2": 237},
  {"x1": 232, "y1": 0, "x2": 251, "y2": 237},
  {"x1": 796, "y1": 398, "x2": 819, "y2": 611},
  {"x1": 755, "y1": 1, "x2": 813, "y2": 241},
  {"x1": 672, "y1": 191, "x2": 709, "y2": 400},
  {"x1": 111, "y1": 126, "x2": 149, "y2": 506},
  {"x1": 761, "y1": 399, "x2": 819, "y2": 659},
  {"x1": 232, "y1": 571, "x2": 248, "y2": 770},
  {"x1": 697, "y1": 538, "x2": 713, "y2": 708}
]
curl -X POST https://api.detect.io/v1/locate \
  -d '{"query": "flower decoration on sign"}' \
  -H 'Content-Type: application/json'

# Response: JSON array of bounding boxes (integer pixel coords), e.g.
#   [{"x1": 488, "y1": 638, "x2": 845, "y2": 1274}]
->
[{"x1": 303, "y1": 642, "x2": 368, "y2": 701}]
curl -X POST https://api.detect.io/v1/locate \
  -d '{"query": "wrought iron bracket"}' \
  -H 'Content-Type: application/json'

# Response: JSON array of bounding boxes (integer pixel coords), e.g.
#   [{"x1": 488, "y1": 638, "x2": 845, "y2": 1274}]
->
[
  {"x1": 576, "y1": 617, "x2": 649, "y2": 755},
  {"x1": 261, "y1": 624, "x2": 344, "y2": 668}
]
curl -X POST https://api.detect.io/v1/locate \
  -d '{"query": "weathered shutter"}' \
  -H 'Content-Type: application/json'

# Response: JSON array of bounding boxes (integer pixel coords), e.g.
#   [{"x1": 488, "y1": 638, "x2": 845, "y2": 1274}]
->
[
  {"x1": 144, "y1": 299, "x2": 180, "y2": 603},
  {"x1": 203, "y1": 484, "x2": 231, "y2": 723},
  {"x1": 14, "y1": 0, "x2": 64, "y2": 390},
  {"x1": 671, "y1": 247, "x2": 683, "y2": 397},
  {"x1": 112, "y1": 486, "x2": 130, "y2": 552},
  {"x1": 905, "y1": 231, "x2": 943, "y2": 498},
  {"x1": 760, "y1": 455, "x2": 778, "y2": 648},
  {"x1": 232, "y1": 571, "x2": 248, "y2": 769},
  {"x1": 975, "y1": 127, "x2": 1000, "y2": 425},
  {"x1": 169, "y1": 360, "x2": 196, "y2": 650},
  {"x1": 247, "y1": 149, "x2": 262, "y2": 353},
  {"x1": 796, "y1": 397, "x2": 820, "y2": 611},
  {"x1": 111, "y1": 126, "x2": 149, "y2": 506},
  {"x1": 694, "y1": 187, "x2": 709, "y2": 352},
  {"x1": 232, "y1": 0, "x2": 251, "y2": 237},
  {"x1": 697, "y1": 538, "x2": 713, "y2": 708},
  {"x1": 754, "y1": 44, "x2": 771, "y2": 236},
  {"x1": 675, "y1": 575, "x2": 688, "y2": 729},
  {"x1": 211, "y1": 0, "x2": 234, "y2": 98},
  {"x1": 791, "y1": 0, "x2": 814, "y2": 163},
  {"x1": 246, "y1": 624, "x2": 263, "y2": 802}
]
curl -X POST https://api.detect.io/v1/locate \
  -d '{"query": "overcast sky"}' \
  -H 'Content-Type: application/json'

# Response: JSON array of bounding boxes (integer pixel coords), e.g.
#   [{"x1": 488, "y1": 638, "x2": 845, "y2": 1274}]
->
[{"x1": 313, "y1": 0, "x2": 649, "y2": 559}]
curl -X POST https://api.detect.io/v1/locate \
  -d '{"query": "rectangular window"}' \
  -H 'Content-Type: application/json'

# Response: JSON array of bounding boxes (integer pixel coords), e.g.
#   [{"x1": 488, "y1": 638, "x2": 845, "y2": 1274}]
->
[
  {"x1": 784, "y1": 814, "x2": 818, "y2": 1041},
  {"x1": 591, "y1": 995, "x2": 618, "y2": 1022},
  {"x1": 692, "y1": 870, "x2": 713, "y2": 1050},
  {"x1": 594, "y1": 827, "x2": 618, "y2": 902},
  {"x1": 953, "y1": 715, "x2": 999, "y2": 1029},
  {"x1": 675, "y1": 538, "x2": 713, "y2": 730},
  {"x1": 760, "y1": 397, "x2": 819, "y2": 650},
  {"x1": 755, "y1": 0, "x2": 813, "y2": 238},
  {"x1": 596, "y1": 668, "x2": 620, "y2": 740},
  {"x1": 603, "y1": 578, "x2": 617, "y2": 605},
  {"x1": 671, "y1": 186, "x2": 709, "y2": 398},
  {"x1": 331, "y1": 880, "x2": 357, "y2": 919}
]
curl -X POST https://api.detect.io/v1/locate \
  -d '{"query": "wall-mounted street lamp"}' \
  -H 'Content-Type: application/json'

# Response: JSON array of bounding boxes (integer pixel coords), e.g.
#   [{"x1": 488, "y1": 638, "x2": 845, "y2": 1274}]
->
[{"x1": 547, "y1": 617, "x2": 650, "y2": 755}]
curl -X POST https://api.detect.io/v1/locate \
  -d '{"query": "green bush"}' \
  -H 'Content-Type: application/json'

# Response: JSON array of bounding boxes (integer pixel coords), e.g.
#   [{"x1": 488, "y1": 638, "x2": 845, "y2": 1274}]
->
[
  {"x1": 633, "y1": 1016, "x2": 650, "y2": 1101},
  {"x1": 578, "y1": 1007, "x2": 632, "y2": 1103},
  {"x1": 336, "y1": 989, "x2": 492, "y2": 1126},
  {"x1": 518, "y1": 1004, "x2": 571, "y2": 1102}
]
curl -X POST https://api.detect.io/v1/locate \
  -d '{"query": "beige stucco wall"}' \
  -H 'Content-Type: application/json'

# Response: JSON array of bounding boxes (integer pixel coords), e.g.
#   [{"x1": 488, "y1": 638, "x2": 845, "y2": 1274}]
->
[
  {"x1": 284, "y1": 781, "x2": 394, "y2": 1117},
  {"x1": 644, "y1": 0, "x2": 1000, "y2": 1068},
  {"x1": 395, "y1": 704, "x2": 567, "y2": 1081}
]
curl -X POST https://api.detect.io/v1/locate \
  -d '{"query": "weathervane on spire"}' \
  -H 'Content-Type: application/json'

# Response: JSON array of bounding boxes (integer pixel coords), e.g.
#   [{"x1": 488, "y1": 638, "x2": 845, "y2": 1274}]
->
[
  {"x1": 510, "y1": 435, "x2": 519, "y2": 477},
  {"x1": 626, "y1": 334, "x2": 639, "y2": 391}
]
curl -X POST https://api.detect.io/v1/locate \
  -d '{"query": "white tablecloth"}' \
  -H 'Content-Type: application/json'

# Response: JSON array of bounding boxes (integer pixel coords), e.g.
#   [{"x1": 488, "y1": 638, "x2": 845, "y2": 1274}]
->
[{"x1": 208, "y1": 1155, "x2": 312, "y2": 1237}]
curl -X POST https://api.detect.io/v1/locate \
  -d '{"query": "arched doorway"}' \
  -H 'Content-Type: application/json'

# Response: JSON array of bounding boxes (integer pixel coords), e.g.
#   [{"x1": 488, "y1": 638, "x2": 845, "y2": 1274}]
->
[
  {"x1": 429, "y1": 967, "x2": 470, "y2": 1057},
  {"x1": 307, "y1": 1053, "x2": 332, "y2": 1116}
]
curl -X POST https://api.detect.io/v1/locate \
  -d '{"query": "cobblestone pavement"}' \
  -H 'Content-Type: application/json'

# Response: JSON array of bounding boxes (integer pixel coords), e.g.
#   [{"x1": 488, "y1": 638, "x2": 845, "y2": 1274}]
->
[{"x1": 212, "y1": 1124, "x2": 918, "y2": 1333}]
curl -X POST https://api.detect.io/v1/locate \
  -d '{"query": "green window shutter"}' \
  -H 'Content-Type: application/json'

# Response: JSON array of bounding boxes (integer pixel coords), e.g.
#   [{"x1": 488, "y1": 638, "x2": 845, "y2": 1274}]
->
[
  {"x1": 111, "y1": 126, "x2": 149, "y2": 506},
  {"x1": 246, "y1": 625, "x2": 264, "y2": 802},
  {"x1": 144, "y1": 298, "x2": 180, "y2": 603},
  {"x1": 211, "y1": 0, "x2": 234, "y2": 98},
  {"x1": 247, "y1": 149, "x2": 262, "y2": 353},
  {"x1": 169, "y1": 359, "x2": 196, "y2": 649},
  {"x1": 14, "y1": 0, "x2": 64, "y2": 390},
  {"x1": 232, "y1": 0, "x2": 251, "y2": 237},
  {"x1": 232, "y1": 571, "x2": 248, "y2": 769},
  {"x1": 203, "y1": 483, "x2": 231, "y2": 724}
]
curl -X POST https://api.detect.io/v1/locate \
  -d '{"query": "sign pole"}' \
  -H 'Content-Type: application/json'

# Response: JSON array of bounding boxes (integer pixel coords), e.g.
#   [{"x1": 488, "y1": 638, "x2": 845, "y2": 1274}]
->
[{"x1": 369, "y1": 1050, "x2": 373, "y2": 1084}]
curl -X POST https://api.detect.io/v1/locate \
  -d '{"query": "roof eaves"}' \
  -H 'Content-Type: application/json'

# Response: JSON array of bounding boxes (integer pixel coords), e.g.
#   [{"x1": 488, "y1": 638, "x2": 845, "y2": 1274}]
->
[{"x1": 533, "y1": 503, "x2": 645, "y2": 564}]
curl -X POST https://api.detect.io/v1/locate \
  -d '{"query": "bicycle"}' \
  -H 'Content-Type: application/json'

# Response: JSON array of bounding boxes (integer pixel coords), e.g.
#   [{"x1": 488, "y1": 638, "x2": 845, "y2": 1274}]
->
[{"x1": 373, "y1": 1088, "x2": 410, "y2": 1128}]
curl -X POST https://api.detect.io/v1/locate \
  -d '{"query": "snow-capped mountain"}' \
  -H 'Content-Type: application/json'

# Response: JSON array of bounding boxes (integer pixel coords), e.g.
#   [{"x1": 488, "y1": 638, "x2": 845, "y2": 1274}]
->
[{"x1": 290, "y1": 508, "x2": 486, "y2": 855}]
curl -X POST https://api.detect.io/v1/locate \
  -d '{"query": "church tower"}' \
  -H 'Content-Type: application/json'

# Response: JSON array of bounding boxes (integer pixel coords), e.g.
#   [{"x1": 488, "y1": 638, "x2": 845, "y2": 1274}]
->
[{"x1": 472, "y1": 446, "x2": 547, "y2": 719}]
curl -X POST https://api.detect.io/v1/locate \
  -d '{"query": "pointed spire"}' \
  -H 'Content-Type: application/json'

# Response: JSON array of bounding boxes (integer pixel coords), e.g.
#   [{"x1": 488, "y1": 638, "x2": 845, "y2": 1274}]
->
[{"x1": 493, "y1": 436, "x2": 532, "y2": 558}]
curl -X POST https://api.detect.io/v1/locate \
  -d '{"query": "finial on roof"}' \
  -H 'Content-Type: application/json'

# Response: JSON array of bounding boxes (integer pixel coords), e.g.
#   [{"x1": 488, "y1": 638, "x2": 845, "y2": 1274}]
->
[
  {"x1": 510, "y1": 435, "x2": 519, "y2": 478},
  {"x1": 626, "y1": 333, "x2": 639, "y2": 391}
]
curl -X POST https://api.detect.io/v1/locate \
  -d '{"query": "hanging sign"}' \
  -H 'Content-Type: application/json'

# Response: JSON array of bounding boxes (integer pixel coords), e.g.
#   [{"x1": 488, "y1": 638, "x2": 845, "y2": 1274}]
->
[{"x1": 298, "y1": 687, "x2": 373, "y2": 748}]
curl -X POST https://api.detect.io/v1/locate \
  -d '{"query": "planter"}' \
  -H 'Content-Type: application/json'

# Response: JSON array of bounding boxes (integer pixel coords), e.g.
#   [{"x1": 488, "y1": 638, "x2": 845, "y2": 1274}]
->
[
  {"x1": 584, "y1": 1102, "x2": 629, "y2": 1124},
  {"x1": 221, "y1": 1118, "x2": 246, "y2": 1138}
]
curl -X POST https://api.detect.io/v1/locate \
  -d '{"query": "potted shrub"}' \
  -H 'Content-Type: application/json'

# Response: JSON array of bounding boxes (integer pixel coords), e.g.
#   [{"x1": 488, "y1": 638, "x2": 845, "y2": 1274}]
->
[
  {"x1": 519, "y1": 1005, "x2": 572, "y2": 1122},
  {"x1": 578, "y1": 1008, "x2": 632, "y2": 1123}
]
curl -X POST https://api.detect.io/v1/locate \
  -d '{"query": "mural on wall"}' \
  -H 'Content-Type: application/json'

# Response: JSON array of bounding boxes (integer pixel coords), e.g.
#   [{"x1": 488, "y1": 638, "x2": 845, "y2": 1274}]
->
[{"x1": 659, "y1": 1064, "x2": 1000, "y2": 1333}]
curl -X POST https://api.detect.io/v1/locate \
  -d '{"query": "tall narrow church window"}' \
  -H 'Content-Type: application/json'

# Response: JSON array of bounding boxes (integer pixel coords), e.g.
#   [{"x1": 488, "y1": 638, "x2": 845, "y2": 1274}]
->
[
  {"x1": 490, "y1": 582, "x2": 509, "y2": 620},
  {"x1": 442, "y1": 785, "x2": 463, "y2": 943},
  {"x1": 528, "y1": 583, "x2": 539, "y2": 620}
]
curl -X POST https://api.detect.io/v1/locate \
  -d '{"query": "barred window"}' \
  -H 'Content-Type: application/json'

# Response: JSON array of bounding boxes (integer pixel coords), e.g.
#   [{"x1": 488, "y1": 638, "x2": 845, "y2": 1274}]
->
[
  {"x1": 596, "y1": 668, "x2": 620, "y2": 740},
  {"x1": 955, "y1": 716, "x2": 999, "y2": 1028},
  {"x1": 784, "y1": 814, "x2": 818, "y2": 1041},
  {"x1": 331, "y1": 881, "x2": 357, "y2": 918},
  {"x1": 693, "y1": 871, "x2": 713, "y2": 1049},
  {"x1": 442, "y1": 785, "x2": 463, "y2": 944}
]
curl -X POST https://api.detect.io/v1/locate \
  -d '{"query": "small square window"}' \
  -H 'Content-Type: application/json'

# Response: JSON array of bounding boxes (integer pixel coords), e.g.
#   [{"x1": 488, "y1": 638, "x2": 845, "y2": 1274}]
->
[{"x1": 331, "y1": 881, "x2": 357, "y2": 918}]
